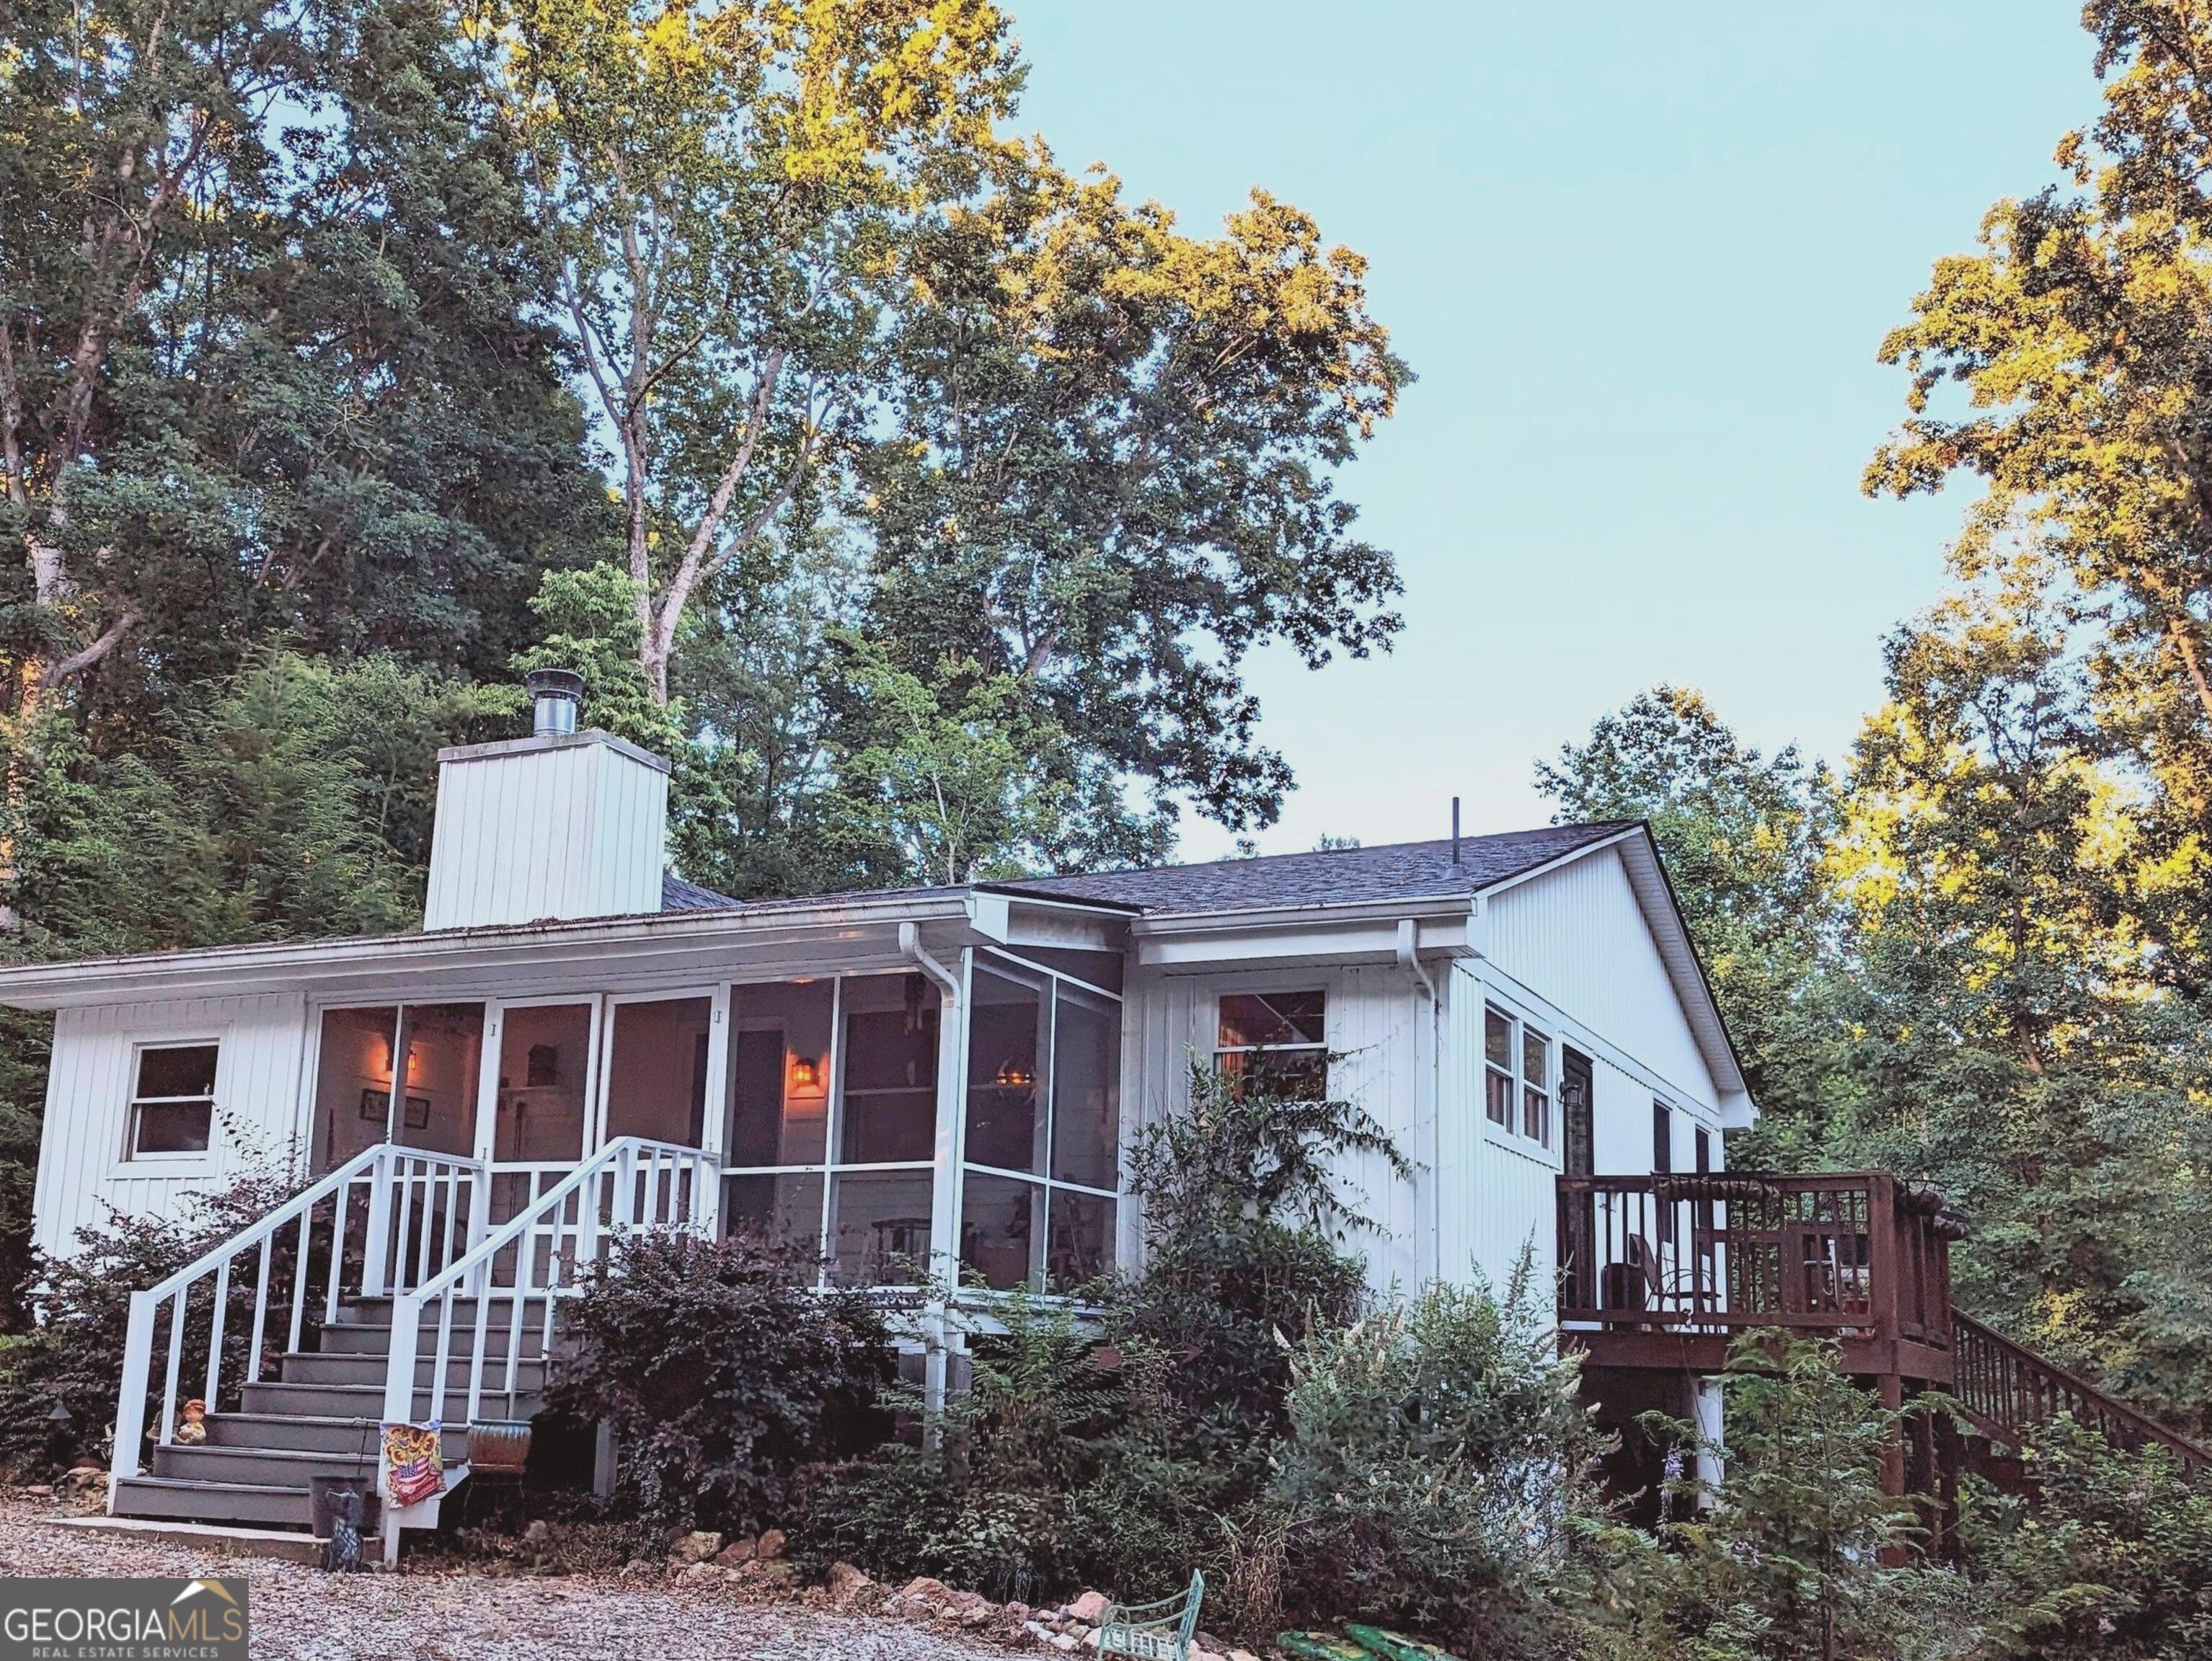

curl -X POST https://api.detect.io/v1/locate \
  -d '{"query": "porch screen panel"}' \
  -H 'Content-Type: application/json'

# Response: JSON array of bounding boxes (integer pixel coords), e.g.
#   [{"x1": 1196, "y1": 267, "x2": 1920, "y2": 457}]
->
[
  {"x1": 724, "y1": 982, "x2": 833, "y2": 1165},
  {"x1": 826, "y1": 1169, "x2": 933, "y2": 1285},
  {"x1": 606, "y1": 996, "x2": 713, "y2": 1146},
  {"x1": 965, "y1": 968, "x2": 1048, "y2": 1174},
  {"x1": 838, "y1": 974, "x2": 939, "y2": 1164},
  {"x1": 724, "y1": 1171, "x2": 825, "y2": 1255},
  {"x1": 392, "y1": 1004, "x2": 484, "y2": 1157},
  {"x1": 960, "y1": 1171, "x2": 1044, "y2": 1290},
  {"x1": 1045, "y1": 1189, "x2": 1115, "y2": 1288},
  {"x1": 494, "y1": 1004, "x2": 593, "y2": 1163},
  {"x1": 1048, "y1": 986, "x2": 1118, "y2": 1190},
  {"x1": 313, "y1": 1006, "x2": 399, "y2": 1171}
]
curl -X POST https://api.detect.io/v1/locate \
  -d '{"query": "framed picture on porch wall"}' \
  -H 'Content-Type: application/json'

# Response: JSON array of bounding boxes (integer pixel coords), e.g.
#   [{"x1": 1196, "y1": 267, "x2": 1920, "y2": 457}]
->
[
  {"x1": 403, "y1": 1095, "x2": 432, "y2": 1131},
  {"x1": 359, "y1": 1086, "x2": 389, "y2": 1122}
]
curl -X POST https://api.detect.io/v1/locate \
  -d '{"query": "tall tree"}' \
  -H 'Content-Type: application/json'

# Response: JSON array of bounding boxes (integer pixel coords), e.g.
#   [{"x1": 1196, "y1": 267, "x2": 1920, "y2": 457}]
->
[
  {"x1": 0, "y1": 0, "x2": 605, "y2": 732},
  {"x1": 861, "y1": 151, "x2": 1410, "y2": 832},
  {"x1": 1831, "y1": 568, "x2": 2212, "y2": 1427},
  {"x1": 491, "y1": 0, "x2": 1021, "y2": 705}
]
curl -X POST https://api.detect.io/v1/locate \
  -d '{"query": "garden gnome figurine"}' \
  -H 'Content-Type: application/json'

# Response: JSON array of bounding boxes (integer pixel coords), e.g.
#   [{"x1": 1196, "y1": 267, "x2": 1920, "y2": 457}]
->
[{"x1": 174, "y1": 1399, "x2": 208, "y2": 1445}]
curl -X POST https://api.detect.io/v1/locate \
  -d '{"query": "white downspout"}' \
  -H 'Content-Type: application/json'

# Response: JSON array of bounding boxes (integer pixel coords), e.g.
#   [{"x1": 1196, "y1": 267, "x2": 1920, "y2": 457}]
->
[{"x1": 1397, "y1": 920, "x2": 1443, "y2": 1280}]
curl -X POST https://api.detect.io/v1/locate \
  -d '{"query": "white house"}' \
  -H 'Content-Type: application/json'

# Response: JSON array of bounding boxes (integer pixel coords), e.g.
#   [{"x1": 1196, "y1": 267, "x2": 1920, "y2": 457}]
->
[{"x1": 0, "y1": 679, "x2": 1756, "y2": 1543}]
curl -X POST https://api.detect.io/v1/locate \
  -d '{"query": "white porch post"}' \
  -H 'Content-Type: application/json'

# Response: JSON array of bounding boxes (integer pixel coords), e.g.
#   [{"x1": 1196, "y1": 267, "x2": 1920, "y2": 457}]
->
[
  {"x1": 919, "y1": 942, "x2": 970, "y2": 1415},
  {"x1": 110, "y1": 1290, "x2": 156, "y2": 1492},
  {"x1": 360, "y1": 1148, "x2": 392, "y2": 1297}
]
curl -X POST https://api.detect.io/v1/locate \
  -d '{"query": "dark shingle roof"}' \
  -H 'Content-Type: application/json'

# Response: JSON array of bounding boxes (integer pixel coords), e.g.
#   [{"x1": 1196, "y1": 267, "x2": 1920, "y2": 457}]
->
[
  {"x1": 661, "y1": 872, "x2": 740, "y2": 912},
  {"x1": 983, "y1": 822, "x2": 1637, "y2": 914}
]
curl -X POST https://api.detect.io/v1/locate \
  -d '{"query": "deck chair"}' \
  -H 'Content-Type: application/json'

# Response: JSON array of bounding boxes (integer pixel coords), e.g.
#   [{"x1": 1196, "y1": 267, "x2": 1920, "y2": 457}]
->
[{"x1": 1097, "y1": 1572, "x2": 1205, "y2": 1661}]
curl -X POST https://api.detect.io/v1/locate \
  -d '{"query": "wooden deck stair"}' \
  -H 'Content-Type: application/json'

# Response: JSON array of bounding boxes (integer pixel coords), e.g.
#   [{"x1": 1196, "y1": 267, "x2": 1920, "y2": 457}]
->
[
  {"x1": 112, "y1": 1296, "x2": 545, "y2": 1530},
  {"x1": 1950, "y1": 1308, "x2": 2209, "y2": 1483}
]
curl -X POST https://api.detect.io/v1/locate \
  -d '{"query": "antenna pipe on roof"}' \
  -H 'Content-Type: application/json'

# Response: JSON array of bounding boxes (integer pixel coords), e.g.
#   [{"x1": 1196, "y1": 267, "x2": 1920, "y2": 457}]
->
[{"x1": 1451, "y1": 797, "x2": 1462, "y2": 871}]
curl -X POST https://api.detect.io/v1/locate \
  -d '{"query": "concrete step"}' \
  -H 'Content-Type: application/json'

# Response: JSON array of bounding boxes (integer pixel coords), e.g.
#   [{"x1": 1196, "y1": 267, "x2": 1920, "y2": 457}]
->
[
  {"x1": 151, "y1": 1443, "x2": 379, "y2": 1489},
  {"x1": 111, "y1": 1476, "x2": 314, "y2": 1530},
  {"x1": 240, "y1": 1378, "x2": 539, "y2": 1421},
  {"x1": 203, "y1": 1412, "x2": 470, "y2": 1459},
  {"x1": 48, "y1": 1512, "x2": 327, "y2": 1566},
  {"x1": 279, "y1": 1350, "x2": 547, "y2": 1391}
]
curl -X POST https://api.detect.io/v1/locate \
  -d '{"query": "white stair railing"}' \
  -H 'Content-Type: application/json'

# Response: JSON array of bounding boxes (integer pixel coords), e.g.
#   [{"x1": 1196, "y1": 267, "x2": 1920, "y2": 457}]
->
[
  {"x1": 111, "y1": 1145, "x2": 484, "y2": 1494},
  {"x1": 382, "y1": 1137, "x2": 719, "y2": 1441}
]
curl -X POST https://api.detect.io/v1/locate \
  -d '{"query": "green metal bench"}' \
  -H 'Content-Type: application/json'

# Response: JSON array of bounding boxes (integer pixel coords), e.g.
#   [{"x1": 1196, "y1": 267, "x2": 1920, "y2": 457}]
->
[{"x1": 1096, "y1": 1572, "x2": 1204, "y2": 1661}]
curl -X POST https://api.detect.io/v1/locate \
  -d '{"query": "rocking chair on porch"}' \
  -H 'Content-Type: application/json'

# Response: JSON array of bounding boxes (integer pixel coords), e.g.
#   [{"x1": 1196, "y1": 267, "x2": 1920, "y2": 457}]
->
[{"x1": 1096, "y1": 1572, "x2": 1205, "y2": 1661}]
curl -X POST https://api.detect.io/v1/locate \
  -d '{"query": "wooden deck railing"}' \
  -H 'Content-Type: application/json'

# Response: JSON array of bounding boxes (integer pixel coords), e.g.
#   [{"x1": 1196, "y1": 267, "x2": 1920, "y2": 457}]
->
[
  {"x1": 1556, "y1": 1171, "x2": 1966, "y2": 1355},
  {"x1": 1951, "y1": 1310, "x2": 2211, "y2": 1474}
]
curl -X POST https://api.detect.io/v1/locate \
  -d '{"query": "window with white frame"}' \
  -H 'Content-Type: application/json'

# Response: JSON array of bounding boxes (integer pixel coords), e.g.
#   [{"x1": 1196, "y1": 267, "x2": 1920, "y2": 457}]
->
[
  {"x1": 960, "y1": 960, "x2": 1122, "y2": 1293},
  {"x1": 1483, "y1": 1005, "x2": 1552, "y2": 1148},
  {"x1": 1214, "y1": 990, "x2": 1328, "y2": 1099},
  {"x1": 128, "y1": 1042, "x2": 218, "y2": 1157}
]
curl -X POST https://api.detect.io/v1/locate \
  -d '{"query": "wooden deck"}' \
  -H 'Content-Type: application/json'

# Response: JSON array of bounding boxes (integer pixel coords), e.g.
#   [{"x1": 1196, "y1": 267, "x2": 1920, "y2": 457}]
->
[
  {"x1": 1557, "y1": 1170, "x2": 1965, "y2": 1383},
  {"x1": 1556, "y1": 1169, "x2": 2211, "y2": 1511}
]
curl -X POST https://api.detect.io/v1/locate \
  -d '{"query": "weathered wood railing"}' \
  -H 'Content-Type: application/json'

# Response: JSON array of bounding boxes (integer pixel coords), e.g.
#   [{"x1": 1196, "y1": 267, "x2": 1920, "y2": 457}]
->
[
  {"x1": 1557, "y1": 1171, "x2": 1965, "y2": 1355},
  {"x1": 112, "y1": 1145, "x2": 482, "y2": 1492},
  {"x1": 1951, "y1": 1310, "x2": 2210, "y2": 1474}
]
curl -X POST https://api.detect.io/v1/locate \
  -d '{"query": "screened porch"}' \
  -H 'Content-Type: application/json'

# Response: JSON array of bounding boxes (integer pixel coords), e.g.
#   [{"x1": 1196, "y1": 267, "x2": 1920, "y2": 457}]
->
[{"x1": 303, "y1": 947, "x2": 1124, "y2": 1295}]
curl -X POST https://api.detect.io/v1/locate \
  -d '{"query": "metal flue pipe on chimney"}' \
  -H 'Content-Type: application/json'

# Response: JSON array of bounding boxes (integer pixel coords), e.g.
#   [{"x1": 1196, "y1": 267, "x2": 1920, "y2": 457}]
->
[{"x1": 525, "y1": 668, "x2": 584, "y2": 738}]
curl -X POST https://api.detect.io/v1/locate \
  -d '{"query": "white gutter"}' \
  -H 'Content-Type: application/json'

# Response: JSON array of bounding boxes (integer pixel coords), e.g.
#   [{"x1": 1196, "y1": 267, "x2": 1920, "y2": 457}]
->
[{"x1": 0, "y1": 892, "x2": 978, "y2": 1009}]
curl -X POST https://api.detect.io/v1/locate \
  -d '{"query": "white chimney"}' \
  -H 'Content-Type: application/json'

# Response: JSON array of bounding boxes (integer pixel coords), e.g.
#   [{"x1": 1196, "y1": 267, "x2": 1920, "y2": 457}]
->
[{"x1": 421, "y1": 672, "x2": 671, "y2": 931}]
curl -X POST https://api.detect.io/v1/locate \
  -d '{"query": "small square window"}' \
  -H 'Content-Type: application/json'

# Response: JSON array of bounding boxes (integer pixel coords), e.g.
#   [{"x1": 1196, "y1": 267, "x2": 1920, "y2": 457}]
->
[
  {"x1": 128, "y1": 1043, "x2": 218, "y2": 1158},
  {"x1": 1216, "y1": 991, "x2": 1328, "y2": 1101}
]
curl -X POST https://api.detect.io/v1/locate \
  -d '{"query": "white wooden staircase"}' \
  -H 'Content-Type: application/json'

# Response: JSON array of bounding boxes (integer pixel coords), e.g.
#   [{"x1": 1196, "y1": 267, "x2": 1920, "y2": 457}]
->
[{"x1": 108, "y1": 1139, "x2": 717, "y2": 1558}]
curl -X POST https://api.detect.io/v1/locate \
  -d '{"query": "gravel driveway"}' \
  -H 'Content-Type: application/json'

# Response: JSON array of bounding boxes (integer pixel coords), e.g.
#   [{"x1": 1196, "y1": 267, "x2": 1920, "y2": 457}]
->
[{"x1": 0, "y1": 1496, "x2": 1013, "y2": 1661}]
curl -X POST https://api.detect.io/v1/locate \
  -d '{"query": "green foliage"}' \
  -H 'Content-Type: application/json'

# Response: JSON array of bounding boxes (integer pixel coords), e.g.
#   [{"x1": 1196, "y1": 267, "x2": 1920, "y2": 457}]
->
[
  {"x1": 545, "y1": 1230, "x2": 895, "y2": 1536},
  {"x1": 0, "y1": 1158, "x2": 303, "y2": 1476},
  {"x1": 801, "y1": 1065, "x2": 1394, "y2": 1619},
  {"x1": 1968, "y1": 1417, "x2": 2212, "y2": 1660},
  {"x1": 6, "y1": 651, "x2": 501, "y2": 956},
  {"x1": 1097, "y1": 1061, "x2": 1389, "y2": 1469},
  {"x1": 1580, "y1": 1335, "x2": 1983, "y2": 1661},
  {"x1": 797, "y1": 1293, "x2": 1217, "y2": 1608},
  {"x1": 1270, "y1": 1268, "x2": 1607, "y2": 1660}
]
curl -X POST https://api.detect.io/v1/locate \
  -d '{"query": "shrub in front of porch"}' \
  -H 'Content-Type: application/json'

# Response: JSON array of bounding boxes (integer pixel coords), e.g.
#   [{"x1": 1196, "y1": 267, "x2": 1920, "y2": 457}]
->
[
  {"x1": 0, "y1": 1164, "x2": 301, "y2": 1478},
  {"x1": 547, "y1": 1231, "x2": 895, "y2": 1536}
]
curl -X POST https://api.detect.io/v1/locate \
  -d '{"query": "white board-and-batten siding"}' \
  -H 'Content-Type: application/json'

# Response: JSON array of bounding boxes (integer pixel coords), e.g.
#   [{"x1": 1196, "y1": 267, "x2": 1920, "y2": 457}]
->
[
  {"x1": 31, "y1": 993, "x2": 307, "y2": 1259},
  {"x1": 422, "y1": 734, "x2": 668, "y2": 931},
  {"x1": 1485, "y1": 847, "x2": 1720, "y2": 1116},
  {"x1": 1117, "y1": 963, "x2": 1438, "y2": 1293}
]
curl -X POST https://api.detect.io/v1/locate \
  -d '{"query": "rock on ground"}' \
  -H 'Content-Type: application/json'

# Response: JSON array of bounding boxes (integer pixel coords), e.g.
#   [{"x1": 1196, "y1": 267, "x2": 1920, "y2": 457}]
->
[{"x1": 0, "y1": 1497, "x2": 1017, "y2": 1661}]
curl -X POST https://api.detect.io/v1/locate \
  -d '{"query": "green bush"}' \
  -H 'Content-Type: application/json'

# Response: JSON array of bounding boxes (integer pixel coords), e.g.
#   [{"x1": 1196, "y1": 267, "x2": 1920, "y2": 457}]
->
[
  {"x1": 0, "y1": 1161, "x2": 301, "y2": 1477},
  {"x1": 795, "y1": 1289, "x2": 1219, "y2": 1605},
  {"x1": 1968, "y1": 1417, "x2": 2212, "y2": 1660},
  {"x1": 799, "y1": 1063, "x2": 1397, "y2": 1615},
  {"x1": 546, "y1": 1230, "x2": 895, "y2": 1535},
  {"x1": 1270, "y1": 1266, "x2": 1609, "y2": 1658},
  {"x1": 1578, "y1": 1333, "x2": 1985, "y2": 1661}
]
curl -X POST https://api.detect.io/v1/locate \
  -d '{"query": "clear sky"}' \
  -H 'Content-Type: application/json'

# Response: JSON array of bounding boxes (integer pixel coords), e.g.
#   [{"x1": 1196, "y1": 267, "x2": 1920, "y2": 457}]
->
[{"x1": 1010, "y1": 2, "x2": 2100, "y2": 859}]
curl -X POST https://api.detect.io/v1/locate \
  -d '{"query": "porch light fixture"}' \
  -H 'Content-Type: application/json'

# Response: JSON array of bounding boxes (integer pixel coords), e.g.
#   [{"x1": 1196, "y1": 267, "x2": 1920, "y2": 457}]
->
[
  {"x1": 789, "y1": 1056, "x2": 821, "y2": 1090},
  {"x1": 994, "y1": 1060, "x2": 1034, "y2": 1089}
]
